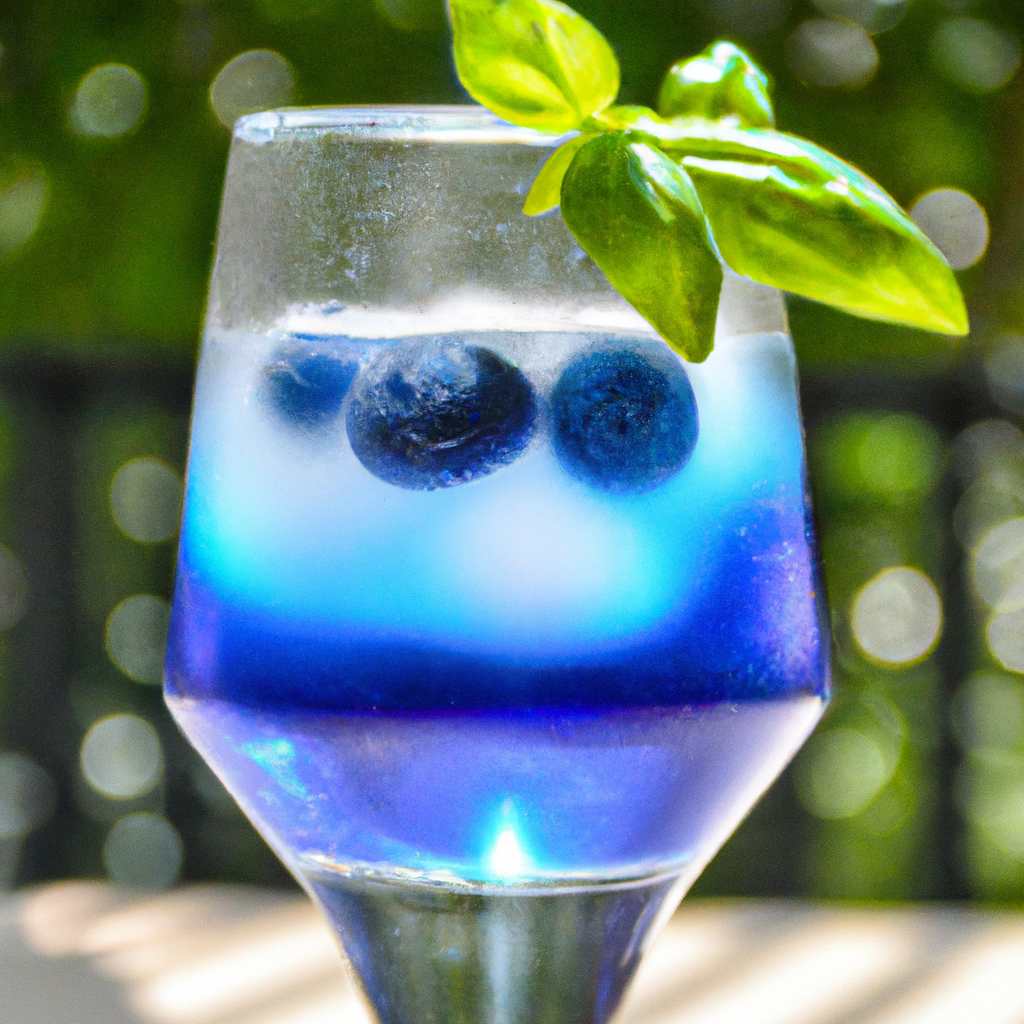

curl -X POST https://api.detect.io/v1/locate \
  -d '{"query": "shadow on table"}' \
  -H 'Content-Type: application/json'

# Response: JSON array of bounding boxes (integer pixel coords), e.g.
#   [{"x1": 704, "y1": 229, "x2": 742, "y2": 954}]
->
[{"x1": 2, "y1": 883, "x2": 1024, "y2": 1024}]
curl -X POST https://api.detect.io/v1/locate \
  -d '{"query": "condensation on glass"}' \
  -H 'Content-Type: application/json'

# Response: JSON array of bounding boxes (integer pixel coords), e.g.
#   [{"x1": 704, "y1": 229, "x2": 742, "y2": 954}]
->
[{"x1": 167, "y1": 107, "x2": 829, "y2": 1024}]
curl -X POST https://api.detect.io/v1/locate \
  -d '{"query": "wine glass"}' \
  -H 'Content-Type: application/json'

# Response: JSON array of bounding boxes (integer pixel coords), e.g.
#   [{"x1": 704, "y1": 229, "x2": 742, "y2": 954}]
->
[{"x1": 164, "y1": 106, "x2": 830, "y2": 1024}]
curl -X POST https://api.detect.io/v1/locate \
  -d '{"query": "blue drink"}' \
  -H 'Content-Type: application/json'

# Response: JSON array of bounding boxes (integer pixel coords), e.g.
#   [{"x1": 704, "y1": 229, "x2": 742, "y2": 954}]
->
[{"x1": 166, "y1": 109, "x2": 829, "y2": 1024}]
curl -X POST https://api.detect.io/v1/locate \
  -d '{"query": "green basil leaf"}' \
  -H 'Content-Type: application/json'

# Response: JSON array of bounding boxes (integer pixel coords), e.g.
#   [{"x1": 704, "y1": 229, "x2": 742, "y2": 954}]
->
[
  {"x1": 583, "y1": 104, "x2": 668, "y2": 134},
  {"x1": 523, "y1": 133, "x2": 593, "y2": 215},
  {"x1": 450, "y1": 0, "x2": 619, "y2": 133},
  {"x1": 658, "y1": 42, "x2": 774, "y2": 129},
  {"x1": 673, "y1": 132, "x2": 968, "y2": 335},
  {"x1": 561, "y1": 132, "x2": 723, "y2": 361}
]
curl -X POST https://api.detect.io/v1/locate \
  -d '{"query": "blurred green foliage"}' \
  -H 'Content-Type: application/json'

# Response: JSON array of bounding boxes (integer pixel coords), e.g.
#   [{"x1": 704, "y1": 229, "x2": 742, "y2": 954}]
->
[
  {"x1": 1, "y1": 0, "x2": 1022, "y2": 362},
  {"x1": 2, "y1": 0, "x2": 1024, "y2": 898}
]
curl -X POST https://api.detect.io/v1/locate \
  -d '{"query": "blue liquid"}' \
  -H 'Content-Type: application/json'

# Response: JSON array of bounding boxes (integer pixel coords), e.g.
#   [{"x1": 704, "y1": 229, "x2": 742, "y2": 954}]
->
[
  {"x1": 166, "y1": 323, "x2": 828, "y2": 884},
  {"x1": 168, "y1": 695, "x2": 823, "y2": 883}
]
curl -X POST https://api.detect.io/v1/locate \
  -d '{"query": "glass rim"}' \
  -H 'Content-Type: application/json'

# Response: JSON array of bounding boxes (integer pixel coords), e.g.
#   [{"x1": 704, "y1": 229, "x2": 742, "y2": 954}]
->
[{"x1": 234, "y1": 105, "x2": 566, "y2": 147}]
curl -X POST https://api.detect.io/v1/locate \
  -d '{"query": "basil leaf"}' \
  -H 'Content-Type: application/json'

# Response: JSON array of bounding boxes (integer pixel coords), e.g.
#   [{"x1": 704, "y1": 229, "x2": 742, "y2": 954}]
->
[
  {"x1": 450, "y1": 0, "x2": 619, "y2": 133},
  {"x1": 658, "y1": 42, "x2": 774, "y2": 129},
  {"x1": 674, "y1": 133, "x2": 968, "y2": 335},
  {"x1": 584, "y1": 104, "x2": 669, "y2": 134},
  {"x1": 561, "y1": 132, "x2": 723, "y2": 362},
  {"x1": 523, "y1": 133, "x2": 593, "y2": 215}
]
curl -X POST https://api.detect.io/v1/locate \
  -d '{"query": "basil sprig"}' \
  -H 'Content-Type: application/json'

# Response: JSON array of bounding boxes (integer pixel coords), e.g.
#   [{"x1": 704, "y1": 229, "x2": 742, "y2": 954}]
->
[
  {"x1": 450, "y1": 0, "x2": 969, "y2": 361},
  {"x1": 450, "y1": 0, "x2": 618, "y2": 132},
  {"x1": 561, "y1": 134, "x2": 723, "y2": 361},
  {"x1": 658, "y1": 41, "x2": 774, "y2": 129}
]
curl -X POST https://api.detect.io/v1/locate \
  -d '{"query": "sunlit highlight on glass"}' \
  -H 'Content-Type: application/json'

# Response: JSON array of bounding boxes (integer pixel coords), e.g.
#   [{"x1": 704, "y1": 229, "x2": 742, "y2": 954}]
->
[{"x1": 488, "y1": 827, "x2": 529, "y2": 879}]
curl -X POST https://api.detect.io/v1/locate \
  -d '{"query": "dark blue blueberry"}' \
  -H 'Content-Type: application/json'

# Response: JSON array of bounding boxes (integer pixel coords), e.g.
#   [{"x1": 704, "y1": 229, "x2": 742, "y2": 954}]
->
[
  {"x1": 346, "y1": 338, "x2": 536, "y2": 490},
  {"x1": 551, "y1": 346, "x2": 698, "y2": 493},
  {"x1": 263, "y1": 346, "x2": 358, "y2": 429}
]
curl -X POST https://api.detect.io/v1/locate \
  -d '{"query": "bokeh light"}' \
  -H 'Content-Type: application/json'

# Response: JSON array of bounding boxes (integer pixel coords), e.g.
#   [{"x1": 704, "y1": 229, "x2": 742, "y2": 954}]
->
[
  {"x1": 852, "y1": 566, "x2": 942, "y2": 665},
  {"x1": 786, "y1": 20, "x2": 879, "y2": 88},
  {"x1": 110, "y1": 457, "x2": 183, "y2": 544},
  {"x1": 68, "y1": 64, "x2": 147, "y2": 138},
  {"x1": 694, "y1": 0, "x2": 792, "y2": 37},
  {"x1": 0, "y1": 164, "x2": 48, "y2": 259},
  {"x1": 954, "y1": 669, "x2": 1024, "y2": 887},
  {"x1": 950, "y1": 420, "x2": 1024, "y2": 486},
  {"x1": 209, "y1": 51, "x2": 295, "y2": 130},
  {"x1": 0, "y1": 0, "x2": 1020, "y2": 909},
  {"x1": 811, "y1": 0, "x2": 907, "y2": 34},
  {"x1": 972, "y1": 517, "x2": 1024, "y2": 611},
  {"x1": 814, "y1": 413, "x2": 943, "y2": 507},
  {"x1": 957, "y1": 748, "x2": 1024, "y2": 858},
  {"x1": 954, "y1": 479, "x2": 1024, "y2": 551},
  {"x1": 857, "y1": 416, "x2": 942, "y2": 500},
  {"x1": 910, "y1": 189, "x2": 989, "y2": 272},
  {"x1": 104, "y1": 812, "x2": 183, "y2": 888},
  {"x1": 80, "y1": 714, "x2": 163, "y2": 800},
  {"x1": 105, "y1": 594, "x2": 171, "y2": 685},
  {"x1": 984, "y1": 335, "x2": 1024, "y2": 416},
  {"x1": 931, "y1": 18, "x2": 1021, "y2": 95},
  {"x1": 796, "y1": 727, "x2": 892, "y2": 819},
  {"x1": 374, "y1": 0, "x2": 446, "y2": 31},
  {"x1": 0, "y1": 543, "x2": 28, "y2": 630},
  {"x1": 986, "y1": 607, "x2": 1024, "y2": 674},
  {"x1": 0, "y1": 752, "x2": 56, "y2": 839},
  {"x1": 952, "y1": 672, "x2": 1024, "y2": 752}
]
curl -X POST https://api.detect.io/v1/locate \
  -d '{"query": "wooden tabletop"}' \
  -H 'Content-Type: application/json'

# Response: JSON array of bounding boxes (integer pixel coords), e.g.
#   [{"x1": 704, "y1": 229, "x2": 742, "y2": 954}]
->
[{"x1": 2, "y1": 883, "x2": 1024, "y2": 1024}]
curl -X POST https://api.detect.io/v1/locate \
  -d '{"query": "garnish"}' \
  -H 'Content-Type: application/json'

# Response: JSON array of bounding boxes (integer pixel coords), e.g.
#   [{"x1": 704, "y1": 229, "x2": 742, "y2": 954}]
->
[
  {"x1": 450, "y1": 0, "x2": 618, "y2": 132},
  {"x1": 449, "y1": 0, "x2": 970, "y2": 362},
  {"x1": 560, "y1": 134, "x2": 722, "y2": 361}
]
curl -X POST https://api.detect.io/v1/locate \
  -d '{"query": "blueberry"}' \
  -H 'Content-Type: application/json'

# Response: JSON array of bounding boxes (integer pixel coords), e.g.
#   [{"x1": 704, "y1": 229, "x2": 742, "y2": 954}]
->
[
  {"x1": 346, "y1": 338, "x2": 536, "y2": 490},
  {"x1": 551, "y1": 346, "x2": 699, "y2": 493},
  {"x1": 263, "y1": 344, "x2": 358, "y2": 429}
]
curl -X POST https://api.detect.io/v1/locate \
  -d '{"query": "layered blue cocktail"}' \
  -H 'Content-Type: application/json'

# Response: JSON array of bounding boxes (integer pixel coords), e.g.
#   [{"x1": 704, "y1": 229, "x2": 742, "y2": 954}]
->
[{"x1": 165, "y1": 107, "x2": 829, "y2": 1024}]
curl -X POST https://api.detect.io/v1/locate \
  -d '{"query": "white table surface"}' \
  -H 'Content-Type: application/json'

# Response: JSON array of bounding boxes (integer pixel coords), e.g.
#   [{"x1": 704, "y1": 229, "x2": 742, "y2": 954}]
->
[{"x1": 2, "y1": 882, "x2": 1024, "y2": 1024}]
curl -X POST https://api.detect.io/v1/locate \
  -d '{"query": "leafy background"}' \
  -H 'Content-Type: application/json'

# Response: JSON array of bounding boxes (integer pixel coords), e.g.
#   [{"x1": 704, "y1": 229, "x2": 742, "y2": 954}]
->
[{"x1": 2, "y1": 0, "x2": 1024, "y2": 902}]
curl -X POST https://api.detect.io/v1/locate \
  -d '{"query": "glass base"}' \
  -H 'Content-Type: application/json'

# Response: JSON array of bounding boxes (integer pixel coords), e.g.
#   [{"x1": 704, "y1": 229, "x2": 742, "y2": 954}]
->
[{"x1": 306, "y1": 861, "x2": 688, "y2": 1024}]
